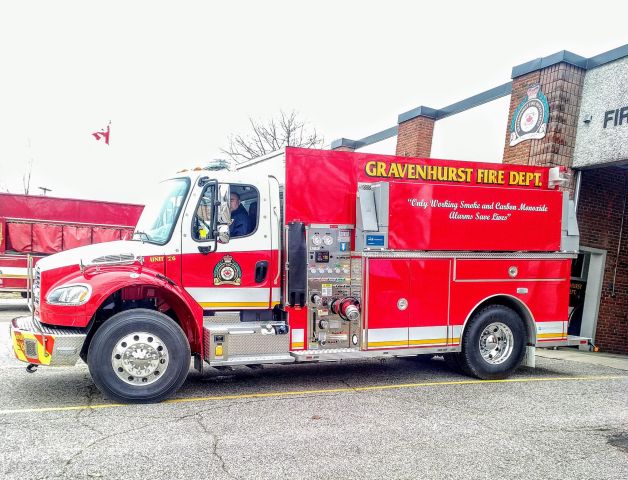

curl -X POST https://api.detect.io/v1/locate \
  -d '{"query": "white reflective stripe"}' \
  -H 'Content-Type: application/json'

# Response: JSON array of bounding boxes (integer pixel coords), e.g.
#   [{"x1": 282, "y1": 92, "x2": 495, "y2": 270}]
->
[
  {"x1": 409, "y1": 326, "x2": 448, "y2": 344},
  {"x1": 271, "y1": 287, "x2": 281, "y2": 303},
  {"x1": 450, "y1": 325, "x2": 463, "y2": 342},
  {"x1": 0, "y1": 266, "x2": 27, "y2": 277},
  {"x1": 368, "y1": 327, "x2": 449, "y2": 345},
  {"x1": 292, "y1": 329, "x2": 304, "y2": 343},
  {"x1": 368, "y1": 328, "x2": 407, "y2": 343},
  {"x1": 536, "y1": 321, "x2": 565, "y2": 334},
  {"x1": 185, "y1": 287, "x2": 269, "y2": 302}
]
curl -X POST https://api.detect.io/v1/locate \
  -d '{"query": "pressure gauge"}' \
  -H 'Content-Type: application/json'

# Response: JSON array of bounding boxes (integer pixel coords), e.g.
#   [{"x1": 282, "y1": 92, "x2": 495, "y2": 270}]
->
[
  {"x1": 323, "y1": 235, "x2": 333, "y2": 246},
  {"x1": 311, "y1": 235, "x2": 322, "y2": 246}
]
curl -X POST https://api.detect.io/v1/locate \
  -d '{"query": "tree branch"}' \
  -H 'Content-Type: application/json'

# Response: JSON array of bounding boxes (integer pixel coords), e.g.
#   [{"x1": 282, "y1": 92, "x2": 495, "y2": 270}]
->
[{"x1": 221, "y1": 110, "x2": 324, "y2": 163}]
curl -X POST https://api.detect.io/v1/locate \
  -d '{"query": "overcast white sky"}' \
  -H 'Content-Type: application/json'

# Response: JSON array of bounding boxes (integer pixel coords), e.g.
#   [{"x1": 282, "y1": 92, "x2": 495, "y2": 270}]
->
[{"x1": 0, "y1": 1, "x2": 626, "y2": 204}]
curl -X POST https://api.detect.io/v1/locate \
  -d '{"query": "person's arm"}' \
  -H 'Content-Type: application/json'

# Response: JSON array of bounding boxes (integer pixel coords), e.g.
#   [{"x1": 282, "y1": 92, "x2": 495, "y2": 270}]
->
[{"x1": 233, "y1": 215, "x2": 248, "y2": 236}]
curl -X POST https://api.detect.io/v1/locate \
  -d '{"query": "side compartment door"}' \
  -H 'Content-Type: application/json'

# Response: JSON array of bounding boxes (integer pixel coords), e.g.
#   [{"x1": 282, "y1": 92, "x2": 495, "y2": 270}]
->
[
  {"x1": 407, "y1": 259, "x2": 451, "y2": 347},
  {"x1": 180, "y1": 180, "x2": 273, "y2": 311},
  {"x1": 365, "y1": 258, "x2": 410, "y2": 349}
]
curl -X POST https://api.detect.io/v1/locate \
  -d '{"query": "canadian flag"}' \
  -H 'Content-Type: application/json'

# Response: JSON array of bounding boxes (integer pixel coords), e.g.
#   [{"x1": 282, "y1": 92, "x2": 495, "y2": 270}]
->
[{"x1": 92, "y1": 122, "x2": 111, "y2": 145}]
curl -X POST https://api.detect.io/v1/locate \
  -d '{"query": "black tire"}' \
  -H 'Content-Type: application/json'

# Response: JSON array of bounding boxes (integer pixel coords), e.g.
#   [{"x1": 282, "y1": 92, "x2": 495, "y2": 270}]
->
[
  {"x1": 87, "y1": 309, "x2": 191, "y2": 403},
  {"x1": 20, "y1": 292, "x2": 28, "y2": 299},
  {"x1": 458, "y1": 305, "x2": 526, "y2": 380}
]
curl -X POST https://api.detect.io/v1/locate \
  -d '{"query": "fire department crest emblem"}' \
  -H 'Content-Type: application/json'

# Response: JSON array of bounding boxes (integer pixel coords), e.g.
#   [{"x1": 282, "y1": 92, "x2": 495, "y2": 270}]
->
[
  {"x1": 509, "y1": 83, "x2": 549, "y2": 146},
  {"x1": 213, "y1": 255, "x2": 242, "y2": 286}
]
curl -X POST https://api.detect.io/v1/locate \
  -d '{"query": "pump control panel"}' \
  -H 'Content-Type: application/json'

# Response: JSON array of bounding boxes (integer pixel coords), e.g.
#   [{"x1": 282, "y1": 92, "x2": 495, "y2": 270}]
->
[{"x1": 306, "y1": 226, "x2": 360, "y2": 349}]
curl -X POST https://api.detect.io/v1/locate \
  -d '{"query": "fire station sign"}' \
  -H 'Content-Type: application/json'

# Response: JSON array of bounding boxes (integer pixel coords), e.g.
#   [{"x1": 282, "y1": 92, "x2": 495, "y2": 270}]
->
[
  {"x1": 509, "y1": 84, "x2": 550, "y2": 146},
  {"x1": 573, "y1": 57, "x2": 628, "y2": 168}
]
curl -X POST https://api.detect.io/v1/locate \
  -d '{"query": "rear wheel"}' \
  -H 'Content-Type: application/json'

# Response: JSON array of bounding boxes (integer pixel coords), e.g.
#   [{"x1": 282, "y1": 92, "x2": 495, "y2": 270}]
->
[
  {"x1": 87, "y1": 309, "x2": 191, "y2": 403},
  {"x1": 459, "y1": 305, "x2": 526, "y2": 380}
]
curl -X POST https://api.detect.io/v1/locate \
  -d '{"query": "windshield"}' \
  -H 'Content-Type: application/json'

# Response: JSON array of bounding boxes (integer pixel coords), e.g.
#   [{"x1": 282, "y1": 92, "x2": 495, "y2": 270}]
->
[{"x1": 134, "y1": 178, "x2": 190, "y2": 245}]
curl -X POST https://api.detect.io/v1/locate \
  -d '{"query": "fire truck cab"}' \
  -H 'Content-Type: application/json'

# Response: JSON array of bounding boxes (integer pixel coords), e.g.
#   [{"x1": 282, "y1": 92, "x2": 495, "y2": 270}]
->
[{"x1": 10, "y1": 148, "x2": 584, "y2": 403}]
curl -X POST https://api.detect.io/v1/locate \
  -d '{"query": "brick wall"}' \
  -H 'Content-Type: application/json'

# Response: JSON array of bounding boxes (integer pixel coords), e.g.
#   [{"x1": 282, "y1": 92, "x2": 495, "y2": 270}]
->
[
  {"x1": 502, "y1": 61, "x2": 627, "y2": 353},
  {"x1": 502, "y1": 71, "x2": 539, "y2": 165},
  {"x1": 577, "y1": 167, "x2": 628, "y2": 354},
  {"x1": 503, "y1": 64, "x2": 586, "y2": 195},
  {"x1": 395, "y1": 115, "x2": 435, "y2": 157}
]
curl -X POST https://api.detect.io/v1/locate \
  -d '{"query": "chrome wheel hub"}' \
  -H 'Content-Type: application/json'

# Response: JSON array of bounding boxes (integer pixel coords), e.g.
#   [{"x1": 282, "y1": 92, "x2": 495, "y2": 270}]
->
[
  {"x1": 112, "y1": 332, "x2": 169, "y2": 386},
  {"x1": 479, "y1": 322, "x2": 514, "y2": 365}
]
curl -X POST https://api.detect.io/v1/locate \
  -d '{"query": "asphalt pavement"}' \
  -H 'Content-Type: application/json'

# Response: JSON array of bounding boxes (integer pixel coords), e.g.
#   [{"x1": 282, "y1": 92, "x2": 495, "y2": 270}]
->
[{"x1": 0, "y1": 299, "x2": 626, "y2": 480}]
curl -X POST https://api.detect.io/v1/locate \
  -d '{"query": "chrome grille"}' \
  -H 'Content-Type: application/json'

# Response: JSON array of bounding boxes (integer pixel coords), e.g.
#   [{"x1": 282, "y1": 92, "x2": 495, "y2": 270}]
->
[
  {"x1": 33, "y1": 266, "x2": 41, "y2": 308},
  {"x1": 90, "y1": 253, "x2": 135, "y2": 264},
  {"x1": 24, "y1": 339, "x2": 38, "y2": 357}
]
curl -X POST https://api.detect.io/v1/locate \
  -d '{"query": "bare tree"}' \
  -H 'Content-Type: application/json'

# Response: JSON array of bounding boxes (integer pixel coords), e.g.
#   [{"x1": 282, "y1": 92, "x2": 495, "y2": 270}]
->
[
  {"x1": 22, "y1": 158, "x2": 33, "y2": 195},
  {"x1": 222, "y1": 110, "x2": 324, "y2": 163},
  {"x1": 21, "y1": 138, "x2": 35, "y2": 195}
]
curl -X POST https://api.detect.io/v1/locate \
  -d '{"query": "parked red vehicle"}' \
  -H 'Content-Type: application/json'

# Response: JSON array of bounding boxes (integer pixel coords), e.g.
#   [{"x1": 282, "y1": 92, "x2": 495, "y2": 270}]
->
[
  {"x1": 0, "y1": 193, "x2": 143, "y2": 295},
  {"x1": 10, "y1": 148, "x2": 587, "y2": 403}
]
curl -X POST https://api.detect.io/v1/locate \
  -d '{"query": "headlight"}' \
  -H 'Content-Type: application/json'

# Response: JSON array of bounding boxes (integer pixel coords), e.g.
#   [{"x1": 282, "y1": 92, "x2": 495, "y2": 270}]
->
[{"x1": 46, "y1": 285, "x2": 91, "y2": 306}]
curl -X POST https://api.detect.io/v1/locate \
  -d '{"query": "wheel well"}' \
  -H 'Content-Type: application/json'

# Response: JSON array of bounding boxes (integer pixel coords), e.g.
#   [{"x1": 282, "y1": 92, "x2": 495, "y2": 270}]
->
[
  {"x1": 80, "y1": 284, "x2": 200, "y2": 361},
  {"x1": 461, "y1": 295, "x2": 536, "y2": 346}
]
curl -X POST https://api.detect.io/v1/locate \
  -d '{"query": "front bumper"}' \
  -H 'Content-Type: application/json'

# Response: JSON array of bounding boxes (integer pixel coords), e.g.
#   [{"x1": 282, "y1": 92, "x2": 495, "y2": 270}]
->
[{"x1": 10, "y1": 316, "x2": 87, "y2": 366}]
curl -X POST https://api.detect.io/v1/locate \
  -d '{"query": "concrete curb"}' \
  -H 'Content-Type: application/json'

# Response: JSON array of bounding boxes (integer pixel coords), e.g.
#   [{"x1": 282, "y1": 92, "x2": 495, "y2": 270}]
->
[{"x1": 536, "y1": 348, "x2": 628, "y2": 371}]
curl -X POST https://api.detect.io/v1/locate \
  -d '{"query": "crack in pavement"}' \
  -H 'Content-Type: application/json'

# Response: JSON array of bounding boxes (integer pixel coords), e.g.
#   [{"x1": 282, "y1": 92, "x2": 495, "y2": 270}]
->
[
  {"x1": 74, "y1": 382, "x2": 107, "y2": 438},
  {"x1": 194, "y1": 416, "x2": 239, "y2": 480},
  {"x1": 44, "y1": 417, "x2": 158, "y2": 479},
  {"x1": 210, "y1": 432, "x2": 238, "y2": 480},
  {"x1": 167, "y1": 404, "x2": 240, "y2": 480}
]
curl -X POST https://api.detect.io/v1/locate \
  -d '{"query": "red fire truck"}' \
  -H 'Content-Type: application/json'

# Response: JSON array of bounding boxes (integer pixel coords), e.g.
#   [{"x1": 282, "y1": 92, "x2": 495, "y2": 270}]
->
[
  {"x1": 9, "y1": 148, "x2": 585, "y2": 403},
  {"x1": 0, "y1": 194, "x2": 143, "y2": 295}
]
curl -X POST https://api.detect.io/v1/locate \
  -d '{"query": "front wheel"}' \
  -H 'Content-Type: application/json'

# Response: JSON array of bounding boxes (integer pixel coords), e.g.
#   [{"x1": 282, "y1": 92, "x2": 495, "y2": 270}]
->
[
  {"x1": 459, "y1": 305, "x2": 526, "y2": 380},
  {"x1": 87, "y1": 309, "x2": 191, "y2": 403}
]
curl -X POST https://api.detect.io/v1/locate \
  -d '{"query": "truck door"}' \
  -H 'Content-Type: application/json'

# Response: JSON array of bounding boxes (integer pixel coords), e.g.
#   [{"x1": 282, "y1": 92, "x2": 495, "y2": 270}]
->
[
  {"x1": 365, "y1": 258, "x2": 451, "y2": 349},
  {"x1": 180, "y1": 179, "x2": 274, "y2": 312},
  {"x1": 365, "y1": 259, "x2": 410, "y2": 349},
  {"x1": 407, "y1": 259, "x2": 451, "y2": 347}
]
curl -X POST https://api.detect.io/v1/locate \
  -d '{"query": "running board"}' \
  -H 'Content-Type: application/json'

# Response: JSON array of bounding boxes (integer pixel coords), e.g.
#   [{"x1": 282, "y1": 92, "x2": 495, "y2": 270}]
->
[
  {"x1": 209, "y1": 354, "x2": 294, "y2": 367},
  {"x1": 537, "y1": 335, "x2": 592, "y2": 349},
  {"x1": 291, "y1": 345, "x2": 460, "y2": 362}
]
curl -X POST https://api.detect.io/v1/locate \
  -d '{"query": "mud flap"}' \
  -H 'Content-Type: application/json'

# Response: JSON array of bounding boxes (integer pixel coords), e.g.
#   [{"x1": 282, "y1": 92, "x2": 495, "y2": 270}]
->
[{"x1": 523, "y1": 346, "x2": 536, "y2": 368}]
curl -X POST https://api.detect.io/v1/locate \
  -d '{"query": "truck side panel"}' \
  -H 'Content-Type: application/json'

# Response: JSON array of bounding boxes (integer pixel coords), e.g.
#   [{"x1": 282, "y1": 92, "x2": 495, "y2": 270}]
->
[
  {"x1": 387, "y1": 183, "x2": 563, "y2": 251},
  {"x1": 365, "y1": 259, "x2": 410, "y2": 349},
  {"x1": 284, "y1": 147, "x2": 553, "y2": 227},
  {"x1": 407, "y1": 259, "x2": 451, "y2": 347},
  {"x1": 364, "y1": 258, "x2": 451, "y2": 350},
  {"x1": 449, "y1": 258, "x2": 571, "y2": 343}
]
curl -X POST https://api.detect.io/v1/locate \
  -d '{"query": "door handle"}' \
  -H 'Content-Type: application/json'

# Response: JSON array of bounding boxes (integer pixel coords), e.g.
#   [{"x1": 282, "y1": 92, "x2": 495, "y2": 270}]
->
[{"x1": 255, "y1": 261, "x2": 269, "y2": 283}]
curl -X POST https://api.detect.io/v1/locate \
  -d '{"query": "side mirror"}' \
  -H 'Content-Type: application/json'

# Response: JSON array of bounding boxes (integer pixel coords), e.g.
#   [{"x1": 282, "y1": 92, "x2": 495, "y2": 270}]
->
[
  {"x1": 217, "y1": 183, "x2": 231, "y2": 225},
  {"x1": 216, "y1": 224, "x2": 230, "y2": 244}
]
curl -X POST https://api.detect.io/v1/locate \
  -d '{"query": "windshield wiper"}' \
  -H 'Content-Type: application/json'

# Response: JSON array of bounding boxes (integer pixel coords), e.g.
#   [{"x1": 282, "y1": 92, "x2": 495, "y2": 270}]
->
[{"x1": 133, "y1": 231, "x2": 151, "y2": 243}]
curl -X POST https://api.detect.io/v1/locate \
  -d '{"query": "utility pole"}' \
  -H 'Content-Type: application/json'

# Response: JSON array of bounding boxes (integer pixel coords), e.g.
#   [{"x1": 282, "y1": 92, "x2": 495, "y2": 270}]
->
[{"x1": 38, "y1": 186, "x2": 52, "y2": 196}]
